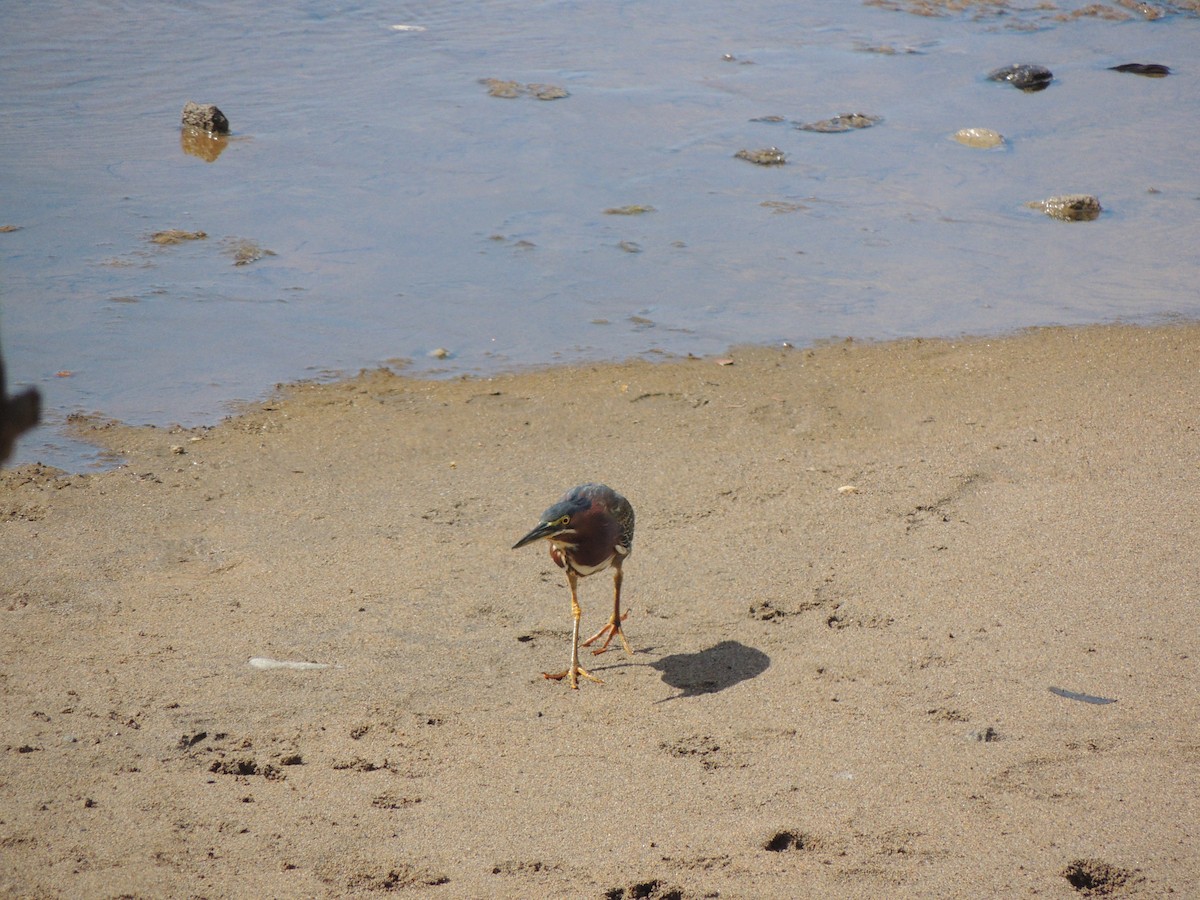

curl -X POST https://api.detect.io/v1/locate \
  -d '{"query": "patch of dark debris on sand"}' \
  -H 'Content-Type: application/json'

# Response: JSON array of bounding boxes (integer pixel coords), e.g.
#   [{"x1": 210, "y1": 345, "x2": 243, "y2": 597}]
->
[
  {"x1": 371, "y1": 793, "x2": 421, "y2": 809},
  {"x1": 605, "y1": 879, "x2": 687, "y2": 900},
  {"x1": 490, "y1": 859, "x2": 560, "y2": 876},
  {"x1": 332, "y1": 755, "x2": 390, "y2": 772},
  {"x1": 663, "y1": 734, "x2": 719, "y2": 754},
  {"x1": 1062, "y1": 858, "x2": 1142, "y2": 895},
  {"x1": 208, "y1": 756, "x2": 283, "y2": 779},
  {"x1": 344, "y1": 864, "x2": 449, "y2": 892},
  {"x1": 183, "y1": 730, "x2": 301, "y2": 780},
  {"x1": 762, "y1": 829, "x2": 823, "y2": 853},
  {"x1": 748, "y1": 597, "x2": 822, "y2": 620}
]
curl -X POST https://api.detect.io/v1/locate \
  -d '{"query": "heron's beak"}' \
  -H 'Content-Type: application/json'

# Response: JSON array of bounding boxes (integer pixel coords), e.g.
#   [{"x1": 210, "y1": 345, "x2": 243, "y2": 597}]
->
[{"x1": 512, "y1": 521, "x2": 559, "y2": 549}]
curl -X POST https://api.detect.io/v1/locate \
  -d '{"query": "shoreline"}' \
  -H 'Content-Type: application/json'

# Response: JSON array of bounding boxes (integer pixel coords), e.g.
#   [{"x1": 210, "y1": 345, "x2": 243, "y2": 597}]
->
[{"x1": 11, "y1": 314, "x2": 1195, "y2": 475}]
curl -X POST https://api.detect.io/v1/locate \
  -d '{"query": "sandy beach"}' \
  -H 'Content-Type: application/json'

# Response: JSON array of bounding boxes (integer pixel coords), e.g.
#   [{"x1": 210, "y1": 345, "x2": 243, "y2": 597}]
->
[{"x1": 1, "y1": 323, "x2": 1196, "y2": 898}]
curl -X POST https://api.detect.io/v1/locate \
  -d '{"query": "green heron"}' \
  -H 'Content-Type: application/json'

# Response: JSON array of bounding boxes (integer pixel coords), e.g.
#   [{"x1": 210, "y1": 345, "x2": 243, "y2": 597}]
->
[{"x1": 512, "y1": 483, "x2": 636, "y2": 689}]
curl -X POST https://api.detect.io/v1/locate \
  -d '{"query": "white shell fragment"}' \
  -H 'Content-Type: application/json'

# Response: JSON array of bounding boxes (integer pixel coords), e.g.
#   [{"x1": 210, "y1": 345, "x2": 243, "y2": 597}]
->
[{"x1": 248, "y1": 657, "x2": 333, "y2": 670}]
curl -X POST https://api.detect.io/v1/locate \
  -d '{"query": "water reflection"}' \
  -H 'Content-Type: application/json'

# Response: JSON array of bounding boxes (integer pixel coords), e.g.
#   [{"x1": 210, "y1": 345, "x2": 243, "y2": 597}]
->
[
  {"x1": 180, "y1": 129, "x2": 229, "y2": 163},
  {"x1": 1, "y1": 1, "x2": 1198, "y2": 469}
]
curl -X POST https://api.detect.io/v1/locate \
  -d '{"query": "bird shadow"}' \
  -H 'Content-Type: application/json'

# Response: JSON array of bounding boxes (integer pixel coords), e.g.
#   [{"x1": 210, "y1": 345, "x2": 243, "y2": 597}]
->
[{"x1": 649, "y1": 640, "x2": 771, "y2": 701}]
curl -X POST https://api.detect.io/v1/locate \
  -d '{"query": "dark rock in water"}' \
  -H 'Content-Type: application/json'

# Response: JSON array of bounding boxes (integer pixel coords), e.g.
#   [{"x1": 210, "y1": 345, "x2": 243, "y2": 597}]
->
[
  {"x1": 795, "y1": 113, "x2": 881, "y2": 133},
  {"x1": 181, "y1": 101, "x2": 229, "y2": 134},
  {"x1": 987, "y1": 64, "x2": 1053, "y2": 92},
  {"x1": 1109, "y1": 63, "x2": 1170, "y2": 78}
]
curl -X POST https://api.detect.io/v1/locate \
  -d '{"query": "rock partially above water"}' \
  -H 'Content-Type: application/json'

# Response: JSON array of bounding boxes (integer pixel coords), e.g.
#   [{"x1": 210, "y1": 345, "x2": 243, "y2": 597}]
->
[
  {"x1": 181, "y1": 101, "x2": 229, "y2": 134},
  {"x1": 1027, "y1": 195, "x2": 1102, "y2": 221},
  {"x1": 1109, "y1": 63, "x2": 1170, "y2": 77},
  {"x1": 954, "y1": 127, "x2": 1004, "y2": 149},
  {"x1": 735, "y1": 147, "x2": 786, "y2": 166},
  {"x1": 795, "y1": 113, "x2": 881, "y2": 133},
  {"x1": 987, "y1": 64, "x2": 1053, "y2": 92}
]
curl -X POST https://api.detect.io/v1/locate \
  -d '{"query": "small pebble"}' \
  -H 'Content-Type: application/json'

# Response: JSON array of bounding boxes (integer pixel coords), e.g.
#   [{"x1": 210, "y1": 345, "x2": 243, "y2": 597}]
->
[
  {"x1": 795, "y1": 113, "x2": 880, "y2": 133},
  {"x1": 527, "y1": 83, "x2": 568, "y2": 101},
  {"x1": 954, "y1": 127, "x2": 1004, "y2": 149},
  {"x1": 1027, "y1": 195, "x2": 1102, "y2": 222},
  {"x1": 735, "y1": 147, "x2": 786, "y2": 166}
]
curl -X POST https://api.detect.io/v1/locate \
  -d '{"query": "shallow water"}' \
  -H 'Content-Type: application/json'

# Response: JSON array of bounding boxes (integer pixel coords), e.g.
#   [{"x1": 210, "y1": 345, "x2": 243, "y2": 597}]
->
[{"x1": 3, "y1": 1, "x2": 1198, "y2": 468}]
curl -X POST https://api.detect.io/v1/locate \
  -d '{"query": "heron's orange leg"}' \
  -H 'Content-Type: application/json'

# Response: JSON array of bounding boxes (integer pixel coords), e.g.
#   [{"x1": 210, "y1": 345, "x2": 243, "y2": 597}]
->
[
  {"x1": 543, "y1": 571, "x2": 603, "y2": 689},
  {"x1": 582, "y1": 566, "x2": 634, "y2": 657}
]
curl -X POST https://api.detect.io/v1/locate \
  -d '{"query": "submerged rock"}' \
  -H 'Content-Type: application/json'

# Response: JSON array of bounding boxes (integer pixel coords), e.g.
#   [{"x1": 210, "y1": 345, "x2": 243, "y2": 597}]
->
[
  {"x1": 735, "y1": 147, "x2": 786, "y2": 166},
  {"x1": 987, "y1": 64, "x2": 1053, "y2": 92},
  {"x1": 480, "y1": 78, "x2": 568, "y2": 100},
  {"x1": 604, "y1": 205, "x2": 656, "y2": 215},
  {"x1": 481, "y1": 78, "x2": 522, "y2": 98},
  {"x1": 150, "y1": 229, "x2": 207, "y2": 245},
  {"x1": 224, "y1": 238, "x2": 277, "y2": 265},
  {"x1": 527, "y1": 83, "x2": 569, "y2": 100},
  {"x1": 795, "y1": 113, "x2": 881, "y2": 133},
  {"x1": 181, "y1": 101, "x2": 230, "y2": 134},
  {"x1": 954, "y1": 127, "x2": 1004, "y2": 149},
  {"x1": 1027, "y1": 195, "x2": 1102, "y2": 221}
]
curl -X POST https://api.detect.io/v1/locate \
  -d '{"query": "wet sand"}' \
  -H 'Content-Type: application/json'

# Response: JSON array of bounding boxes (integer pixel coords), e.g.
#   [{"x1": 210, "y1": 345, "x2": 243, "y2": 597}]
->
[{"x1": 1, "y1": 323, "x2": 1196, "y2": 898}]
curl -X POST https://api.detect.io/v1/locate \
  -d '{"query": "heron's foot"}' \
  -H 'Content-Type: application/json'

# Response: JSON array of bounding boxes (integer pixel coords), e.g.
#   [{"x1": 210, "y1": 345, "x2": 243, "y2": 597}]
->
[
  {"x1": 582, "y1": 612, "x2": 633, "y2": 657},
  {"x1": 542, "y1": 665, "x2": 603, "y2": 690}
]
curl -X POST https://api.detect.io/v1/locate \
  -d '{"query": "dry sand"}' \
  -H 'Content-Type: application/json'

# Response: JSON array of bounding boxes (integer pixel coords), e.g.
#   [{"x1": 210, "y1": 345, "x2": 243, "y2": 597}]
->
[{"x1": 1, "y1": 324, "x2": 1197, "y2": 898}]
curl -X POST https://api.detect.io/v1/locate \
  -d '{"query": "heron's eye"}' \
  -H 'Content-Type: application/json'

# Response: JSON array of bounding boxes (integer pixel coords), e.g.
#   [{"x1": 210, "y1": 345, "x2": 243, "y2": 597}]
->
[{"x1": 557, "y1": 515, "x2": 571, "y2": 526}]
